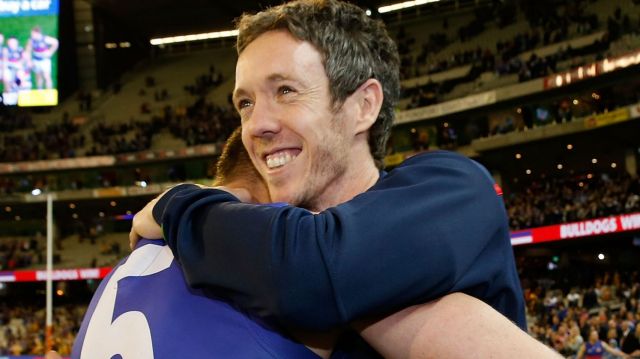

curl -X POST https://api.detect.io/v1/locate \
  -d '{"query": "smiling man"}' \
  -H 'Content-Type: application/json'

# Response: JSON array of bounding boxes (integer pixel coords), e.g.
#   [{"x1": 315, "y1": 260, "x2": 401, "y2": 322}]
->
[
  {"x1": 132, "y1": 0, "x2": 558, "y2": 357},
  {"x1": 233, "y1": 30, "x2": 380, "y2": 213}
]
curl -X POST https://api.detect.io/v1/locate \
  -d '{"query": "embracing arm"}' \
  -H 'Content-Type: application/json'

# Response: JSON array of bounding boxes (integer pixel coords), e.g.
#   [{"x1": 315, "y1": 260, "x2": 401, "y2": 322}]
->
[
  {"x1": 152, "y1": 151, "x2": 524, "y2": 329},
  {"x1": 355, "y1": 293, "x2": 559, "y2": 359}
]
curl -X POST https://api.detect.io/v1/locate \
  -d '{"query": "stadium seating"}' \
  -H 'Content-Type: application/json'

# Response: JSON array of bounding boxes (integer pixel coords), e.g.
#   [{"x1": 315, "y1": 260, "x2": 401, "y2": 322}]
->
[{"x1": 1, "y1": 0, "x2": 640, "y2": 355}]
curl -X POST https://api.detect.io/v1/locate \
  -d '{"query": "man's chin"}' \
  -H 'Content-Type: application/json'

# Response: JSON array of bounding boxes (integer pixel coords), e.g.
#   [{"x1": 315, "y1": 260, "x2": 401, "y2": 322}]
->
[{"x1": 268, "y1": 187, "x2": 295, "y2": 205}]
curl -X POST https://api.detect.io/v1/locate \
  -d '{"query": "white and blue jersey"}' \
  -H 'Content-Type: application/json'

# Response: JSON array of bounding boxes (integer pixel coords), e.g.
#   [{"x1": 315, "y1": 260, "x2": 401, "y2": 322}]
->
[
  {"x1": 5, "y1": 47, "x2": 23, "y2": 69},
  {"x1": 72, "y1": 239, "x2": 320, "y2": 359},
  {"x1": 30, "y1": 37, "x2": 52, "y2": 60}
]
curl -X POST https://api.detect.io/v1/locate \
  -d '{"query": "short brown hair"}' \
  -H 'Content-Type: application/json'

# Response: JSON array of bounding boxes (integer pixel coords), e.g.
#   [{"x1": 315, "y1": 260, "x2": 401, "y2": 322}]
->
[
  {"x1": 236, "y1": 0, "x2": 400, "y2": 169},
  {"x1": 213, "y1": 127, "x2": 259, "y2": 186}
]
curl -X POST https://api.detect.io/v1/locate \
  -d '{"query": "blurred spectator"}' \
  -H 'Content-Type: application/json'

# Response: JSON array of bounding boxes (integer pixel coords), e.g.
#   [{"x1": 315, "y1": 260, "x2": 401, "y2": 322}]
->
[{"x1": 621, "y1": 322, "x2": 640, "y2": 355}]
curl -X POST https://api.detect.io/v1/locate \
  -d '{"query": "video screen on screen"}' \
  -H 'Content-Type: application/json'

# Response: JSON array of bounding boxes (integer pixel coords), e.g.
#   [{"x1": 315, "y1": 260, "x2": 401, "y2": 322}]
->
[{"x1": 0, "y1": 0, "x2": 59, "y2": 106}]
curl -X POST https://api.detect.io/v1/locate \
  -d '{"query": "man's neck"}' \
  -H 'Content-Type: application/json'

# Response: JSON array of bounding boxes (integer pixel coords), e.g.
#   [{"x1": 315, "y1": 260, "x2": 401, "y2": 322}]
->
[{"x1": 308, "y1": 155, "x2": 380, "y2": 212}]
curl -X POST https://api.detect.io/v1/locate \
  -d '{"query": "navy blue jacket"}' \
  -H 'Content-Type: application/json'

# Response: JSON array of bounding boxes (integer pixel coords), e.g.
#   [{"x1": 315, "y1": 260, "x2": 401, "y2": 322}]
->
[{"x1": 153, "y1": 151, "x2": 526, "y2": 331}]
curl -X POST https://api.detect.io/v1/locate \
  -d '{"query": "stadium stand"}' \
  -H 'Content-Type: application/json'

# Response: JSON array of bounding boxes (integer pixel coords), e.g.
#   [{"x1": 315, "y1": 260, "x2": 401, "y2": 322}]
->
[
  {"x1": 1, "y1": 0, "x2": 640, "y2": 357},
  {"x1": 523, "y1": 270, "x2": 640, "y2": 357},
  {"x1": 0, "y1": 1, "x2": 637, "y2": 163},
  {"x1": 0, "y1": 268, "x2": 638, "y2": 356},
  {"x1": 0, "y1": 304, "x2": 83, "y2": 356},
  {"x1": 506, "y1": 171, "x2": 640, "y2": 230}
]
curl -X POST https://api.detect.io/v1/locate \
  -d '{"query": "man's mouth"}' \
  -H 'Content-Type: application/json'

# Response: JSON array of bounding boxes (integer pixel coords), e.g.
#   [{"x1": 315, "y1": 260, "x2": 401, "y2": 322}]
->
[{"x1": 264, "y1": 149, "x2": 301, "y2": 169}]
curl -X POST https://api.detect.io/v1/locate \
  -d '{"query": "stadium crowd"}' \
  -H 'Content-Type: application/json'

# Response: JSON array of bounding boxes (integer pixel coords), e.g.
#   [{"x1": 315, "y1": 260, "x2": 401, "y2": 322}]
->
[
  {"x1": 0, "y1": 0, "x2": 639, "y2": 356},
  {"x1": 0, "y1": 0, "x2": 637, "y2": 162},
  {"x1": 0, "y1": 114, "x2": 85, "y2": 162},
  {"x1": 0, "y1": 65, "x2": 235, "y2": 163},
  {"x1": 0, "y1": 269, "x2": 638, "y2": 356},
  {"x1": 397, "y1": 0, "x2": 600, "y2": 81},
  {"x1": 0, "y1": 303, "x2": 82, "y2": 356},
  {"x1": 525, "y1": 271, "x2": 640, "y2": 357},
  {"x1": 506, "y1": 171, "x2": 640, "y2": 230},
  {"x1": 400, "y1": 1, "x2": 638, "y2": 110},
  {"x1": 0, "y1": 236, "x2": 43, "y2": 271},
  {"x1": 0, "y1": 110, "x2": 33, "y2": 133}
]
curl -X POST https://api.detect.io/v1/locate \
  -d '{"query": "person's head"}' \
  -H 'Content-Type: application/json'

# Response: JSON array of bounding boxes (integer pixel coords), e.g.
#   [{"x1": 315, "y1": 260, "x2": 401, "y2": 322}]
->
[
  {"x1": 7, "y1": 37, "x2": 18, "y2": 49},
  {"x1": 213, "y1": 126, "x2": 269, "y2": 203},
  {"x1": 31, "y1": 26, "x2": 43, "y2": 40},
  {"x1": 570, "y1": 326, "x2": 580, "y2": 337},
  {"x1": 598, "y1": 308, "x2": 608, "y2": 323},
  {"x1": 233, "y1": 0, "x2": 400, "y2": 211},
  {"x1": 558, "y1": 323, "x2": 567, "y2": 333},
  {"x1": 621, "y1": 320, "x2": 629, "y2": 332},
  {"x1": 589, "y1": 330, "x2": 599, "y2": 343}
]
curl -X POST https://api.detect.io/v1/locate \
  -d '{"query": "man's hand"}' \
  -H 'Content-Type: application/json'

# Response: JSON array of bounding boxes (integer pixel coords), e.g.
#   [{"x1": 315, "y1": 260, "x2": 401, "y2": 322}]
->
[
  {"x1": 130, "y1": 195, "x2": 162, "y2": 250},
  {"x1": 129, "y1": 185, "x2": 253, "y2": 250}
]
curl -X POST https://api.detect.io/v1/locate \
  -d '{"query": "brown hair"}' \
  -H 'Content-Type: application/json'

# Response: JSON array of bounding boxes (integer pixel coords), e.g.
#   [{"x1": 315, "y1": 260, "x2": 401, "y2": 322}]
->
[
  {"x1": 236, "y1": 0, "x2": 400, "y2": 168},
  {"x1": 213, "y1": 127, "x2": 259, "y2": 186}
]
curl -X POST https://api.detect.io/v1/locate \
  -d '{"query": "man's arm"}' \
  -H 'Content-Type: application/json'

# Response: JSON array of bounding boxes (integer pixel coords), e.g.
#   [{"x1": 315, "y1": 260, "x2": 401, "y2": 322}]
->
[
  {"x1": 601, "y1": 341, "x2": 630, "y2": 358},
  {"x1": 45, "y1": 36, "x2": 59, "y2": 56},
  {"x1": 145, "y1": 151, "x2": 524, "y2": 330},
  {"x1": 354, "y1": 293, "x2": 560, "y2": 359}
]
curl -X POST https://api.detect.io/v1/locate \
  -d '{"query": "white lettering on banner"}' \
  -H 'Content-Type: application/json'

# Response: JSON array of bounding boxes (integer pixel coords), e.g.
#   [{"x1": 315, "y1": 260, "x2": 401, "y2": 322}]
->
[
  {"x1": 79, "y1": 268, "x2": 100, "y2": 279},
  {"x1": 30, "y1": 0, "x2": 52, "y2": 11},
  {"x1": 620, "y1": 213, "x2": 640, "y2": 231},
  {"x1": 0, "y1": 1, "x2": 21, "y2": 14},
  {"x1": 560, "y1": 218, "x2": 617, "y2": 239},
  {"x1": 36, "y1": 269, "x2": 80, "y2": 281},
  {"x1": 0, "y1": 274, "x2": 16, "y2": 282}
]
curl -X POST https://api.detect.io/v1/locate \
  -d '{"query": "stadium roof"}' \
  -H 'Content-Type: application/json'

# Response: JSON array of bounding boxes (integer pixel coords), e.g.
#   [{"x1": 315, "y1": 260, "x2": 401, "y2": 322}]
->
[{"x1": 92, "y1": 0, "x2": 386, "y2": 38}]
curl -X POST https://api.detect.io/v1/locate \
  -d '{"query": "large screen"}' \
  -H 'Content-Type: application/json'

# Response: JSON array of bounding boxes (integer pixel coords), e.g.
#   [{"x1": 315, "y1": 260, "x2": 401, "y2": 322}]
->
[{"x1": 0, "y1": 0, "x2": 59, "y2": 106}]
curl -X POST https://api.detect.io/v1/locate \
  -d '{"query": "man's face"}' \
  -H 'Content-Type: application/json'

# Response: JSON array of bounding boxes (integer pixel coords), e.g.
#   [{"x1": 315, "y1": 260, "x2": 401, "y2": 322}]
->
[
  {"x1": 8, "y1": 38, "x2": 17, "y2": 49},
  {"x1": 31, "y1": 30, "x2": 42, "y2": 40},
  {"x1": 234, "y1": 30, "x2": 354, "y2": 210}
]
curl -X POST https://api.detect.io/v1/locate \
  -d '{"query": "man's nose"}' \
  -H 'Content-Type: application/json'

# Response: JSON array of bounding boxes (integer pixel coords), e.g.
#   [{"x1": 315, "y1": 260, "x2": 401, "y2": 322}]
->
[{"x1": 244, "y1": 97, "x2": 282, "y2": 139}]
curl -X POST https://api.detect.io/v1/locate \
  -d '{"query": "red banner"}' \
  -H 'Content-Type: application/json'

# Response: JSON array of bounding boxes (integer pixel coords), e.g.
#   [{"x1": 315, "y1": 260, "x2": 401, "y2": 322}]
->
[
  {"x1": 0, "y1": 267, "x2": 112, "y2": 283},
  {"x1": 511, "y1": 212, "x2": 640, "y2": 246}
]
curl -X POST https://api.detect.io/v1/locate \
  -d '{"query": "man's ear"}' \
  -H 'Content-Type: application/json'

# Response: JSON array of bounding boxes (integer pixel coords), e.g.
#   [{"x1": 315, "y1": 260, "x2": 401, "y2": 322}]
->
[{"x1": 353, "y1": 78, "x2": 384, "y2": 135}]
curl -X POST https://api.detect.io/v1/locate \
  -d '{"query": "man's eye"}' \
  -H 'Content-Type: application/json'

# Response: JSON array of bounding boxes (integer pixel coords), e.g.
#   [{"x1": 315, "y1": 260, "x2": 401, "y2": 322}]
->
[
  {"x1": 279, "y1": 86, "x2": 294, "y2": 95},
  {"x1": 238, "y1": 99, "x2": 252, "y2": 109}
]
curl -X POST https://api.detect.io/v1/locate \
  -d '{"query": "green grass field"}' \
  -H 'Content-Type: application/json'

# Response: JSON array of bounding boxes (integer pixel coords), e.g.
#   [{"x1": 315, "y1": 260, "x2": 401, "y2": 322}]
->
[{"x1": 0, "y1": 14, "x2": 59, "y2": 92}]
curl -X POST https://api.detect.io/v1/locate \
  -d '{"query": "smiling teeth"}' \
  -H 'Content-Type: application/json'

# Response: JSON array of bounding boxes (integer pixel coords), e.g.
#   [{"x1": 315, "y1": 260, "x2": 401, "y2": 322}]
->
[{"x1": 266, "y1": 152, "x2": 295, "y2": 169}]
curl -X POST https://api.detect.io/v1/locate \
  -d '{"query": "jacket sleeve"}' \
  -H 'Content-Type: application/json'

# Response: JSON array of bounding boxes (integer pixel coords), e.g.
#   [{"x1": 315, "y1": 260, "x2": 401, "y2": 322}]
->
[{"x1": 155, "y1": 151, "x2": 513, "y2": 330}]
